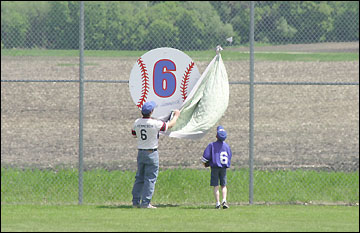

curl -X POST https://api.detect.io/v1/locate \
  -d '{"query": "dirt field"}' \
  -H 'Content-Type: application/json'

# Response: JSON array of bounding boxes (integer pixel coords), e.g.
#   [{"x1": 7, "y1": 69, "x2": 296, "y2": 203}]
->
[{"x1": 1, "y1": 42, "x2": 359, "y2": 171}]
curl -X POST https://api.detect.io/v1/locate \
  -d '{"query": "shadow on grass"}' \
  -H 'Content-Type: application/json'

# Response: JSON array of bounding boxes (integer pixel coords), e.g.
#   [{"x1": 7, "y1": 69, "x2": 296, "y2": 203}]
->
[
  {"x1": 180, "y1": 205, "x2": 216, "y2": 210},
  {"x1": 96, "y1": 204, "x2": 181, "y2": 209},
  {"x1": 97, "y1": 205, "x2": 134, "y2": 209}
]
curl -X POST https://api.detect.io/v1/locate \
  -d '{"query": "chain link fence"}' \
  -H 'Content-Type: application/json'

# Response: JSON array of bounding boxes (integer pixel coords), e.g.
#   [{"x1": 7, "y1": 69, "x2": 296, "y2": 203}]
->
[{"x1": 1, "y1": 1, "x2": 359, "y2": 205}]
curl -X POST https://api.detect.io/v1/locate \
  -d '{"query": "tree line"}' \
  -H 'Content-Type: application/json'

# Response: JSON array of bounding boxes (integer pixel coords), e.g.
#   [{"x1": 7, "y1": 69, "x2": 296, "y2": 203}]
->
[{"x1": 1, "y1": 1, "x2": 358, "y2": 51}]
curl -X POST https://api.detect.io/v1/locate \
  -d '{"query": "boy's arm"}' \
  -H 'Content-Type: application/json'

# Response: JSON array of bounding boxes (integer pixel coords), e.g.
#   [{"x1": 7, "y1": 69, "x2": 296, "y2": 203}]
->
[
  {"x1": 131, "y1": 129, "x2": 137, "y2": 138},
  {"x1": 201, "y1": 157, "x2": 210, "y2": 167},
  {"x1": 131, "y1": 122, "x2": 137, "y2": 138},
  {"x1": 227, "y1": 145, "x2": 232, "y2": 167},
  {"x1": 201, "y1": 144, "x2": 212, "y2": 167},
  {"x1": 167, "y1": 110, "x2": 180, "y2": 129}
]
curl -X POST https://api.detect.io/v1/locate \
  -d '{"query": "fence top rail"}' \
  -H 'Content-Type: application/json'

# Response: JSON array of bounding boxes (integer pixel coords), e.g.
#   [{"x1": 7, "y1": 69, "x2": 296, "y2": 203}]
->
[
  {"x1": 1, "y1": 79, "x2": 359, "y2": 86},
  {"x1": 230, "y1": 81, "x2": 360, "y2": 85},
  {"x1": 0, "y1": 80, "x2": 129, "y2": 83}
]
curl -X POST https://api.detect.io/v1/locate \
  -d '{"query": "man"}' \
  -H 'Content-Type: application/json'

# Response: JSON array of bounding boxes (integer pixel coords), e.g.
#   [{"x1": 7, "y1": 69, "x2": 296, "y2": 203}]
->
[
  {"x1": 202, "y1": 126, "x2": 232, "y2": 209},
  {"x1": 131, "y1": 101, "x2": 180, "y2": 208}
]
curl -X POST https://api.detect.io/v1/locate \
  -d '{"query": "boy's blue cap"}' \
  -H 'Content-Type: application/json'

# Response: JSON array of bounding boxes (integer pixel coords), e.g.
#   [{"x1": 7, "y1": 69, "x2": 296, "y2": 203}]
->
[
  {"x1": 217, "y1": 126, "x2": 227, "y2": 141},
  {"x1": 142, "y1": 101, "x2": 156, "y2": 115}
]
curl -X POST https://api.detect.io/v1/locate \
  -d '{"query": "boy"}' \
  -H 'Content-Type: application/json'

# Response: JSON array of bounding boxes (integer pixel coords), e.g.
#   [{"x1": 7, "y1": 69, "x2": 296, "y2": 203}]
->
[{"x1": 202, "y1": 126, "x2": 232, "y2": 209}]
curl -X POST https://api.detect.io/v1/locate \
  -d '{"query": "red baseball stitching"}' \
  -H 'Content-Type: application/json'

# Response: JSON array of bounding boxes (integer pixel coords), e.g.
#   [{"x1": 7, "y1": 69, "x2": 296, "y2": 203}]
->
[
  {"x1": 136, "y1": 57, "x2": 149, "y2": 108},
  {"x1": 180, "y1": 61, "x2": 194, "y2": 101}
]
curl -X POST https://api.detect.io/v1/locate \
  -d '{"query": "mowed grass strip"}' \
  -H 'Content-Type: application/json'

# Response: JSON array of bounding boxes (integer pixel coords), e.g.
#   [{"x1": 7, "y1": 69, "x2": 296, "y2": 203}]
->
[
  {"x1": 1, "y1": 48, "x2": 358, "y2": 61},
  {"x1": 1, "y1": 168, "x2": 358, "y2": 205},
  {"x1": 1, "y1": 204, "x2": 359, "y2": 232}
]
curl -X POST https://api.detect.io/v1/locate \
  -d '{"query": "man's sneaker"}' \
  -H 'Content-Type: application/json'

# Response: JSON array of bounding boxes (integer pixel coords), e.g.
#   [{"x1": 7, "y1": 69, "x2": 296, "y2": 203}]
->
[
  {"x1": 215, "y1": 204, "x2": 221, "y2": 209},
  {"x1": 132, "y1": 204, "x2": 140, "y2": 208},
  {"x1": 141, "y1": 204, "x2": 157, "y2": 209},
  {"x1": 222, "y1": 201, "x2": 229, "y2": 209}
]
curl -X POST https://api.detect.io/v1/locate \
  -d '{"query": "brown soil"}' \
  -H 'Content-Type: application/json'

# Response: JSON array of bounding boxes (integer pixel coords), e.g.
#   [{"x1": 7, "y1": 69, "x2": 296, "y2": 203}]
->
[{"x1": 1, "y1": 42, "x2": 359, "y2": 171}]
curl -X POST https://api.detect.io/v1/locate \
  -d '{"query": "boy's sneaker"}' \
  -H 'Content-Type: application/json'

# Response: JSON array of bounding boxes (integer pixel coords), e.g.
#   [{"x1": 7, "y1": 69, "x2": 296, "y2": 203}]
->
[
  {"x1": 222, "y1": 201, "x2": 229, "y2": 209},
  {"x1": 215, "y1": 204, "x2": 221, "y2": 209},
  {"x1": 141, "y1": 203, "x2": 157, "y2": 209},
  {"x1": 132, "y1": 202, "x2": 140, "y2": 208}
]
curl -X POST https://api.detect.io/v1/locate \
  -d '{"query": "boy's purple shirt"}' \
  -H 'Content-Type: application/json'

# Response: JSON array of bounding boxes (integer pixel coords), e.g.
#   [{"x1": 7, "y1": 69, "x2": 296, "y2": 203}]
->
[{"x1": 202, "y1": 140, "x2": 232, "y2": 168}]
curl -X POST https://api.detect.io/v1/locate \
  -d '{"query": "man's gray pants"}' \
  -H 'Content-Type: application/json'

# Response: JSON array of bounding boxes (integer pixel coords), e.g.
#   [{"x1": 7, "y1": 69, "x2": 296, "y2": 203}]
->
[{"x1": 132, "y1": 150, "x2": 159, "y2": 206}]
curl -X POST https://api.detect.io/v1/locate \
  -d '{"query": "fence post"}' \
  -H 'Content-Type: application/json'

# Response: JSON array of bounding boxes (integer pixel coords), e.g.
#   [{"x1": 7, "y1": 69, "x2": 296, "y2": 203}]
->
[
  {"x1": 78, "y1": 1, "x2": 85, "y2": 205},
  {"x1": 249, "y1": 1, "x2": 255, "y2": 205}
]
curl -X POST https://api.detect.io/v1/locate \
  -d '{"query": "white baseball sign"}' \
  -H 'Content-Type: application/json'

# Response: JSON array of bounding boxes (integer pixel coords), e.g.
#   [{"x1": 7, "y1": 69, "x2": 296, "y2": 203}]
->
[{"x1": 129, "y1": 47, "x2": 201, "y2": 119}]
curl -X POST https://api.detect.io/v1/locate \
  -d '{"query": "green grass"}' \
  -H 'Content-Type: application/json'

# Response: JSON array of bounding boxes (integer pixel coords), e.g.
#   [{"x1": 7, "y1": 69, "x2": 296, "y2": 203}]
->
[
  {"x1": 1, "y1": 48, "x2": 358, "y2": 61},
  {"x1": 1, "y1": 168, "x2": 358, "y2": 205},
  {"x1": 1, "y1": 204, "x2": 358, "y2": 232},
  {"x1": 1, "y1": 168, "x2": 359, "y2": 231}
]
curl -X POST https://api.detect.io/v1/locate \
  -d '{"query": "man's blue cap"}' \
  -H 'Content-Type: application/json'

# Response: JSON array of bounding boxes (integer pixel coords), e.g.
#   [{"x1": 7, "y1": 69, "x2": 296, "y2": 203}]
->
[
  {"x1": 217, "y1": 126, "x2": 227, "y2": 141},
  {"x1": 141, "y1": 101, "x2": 156, "y2": 115}
]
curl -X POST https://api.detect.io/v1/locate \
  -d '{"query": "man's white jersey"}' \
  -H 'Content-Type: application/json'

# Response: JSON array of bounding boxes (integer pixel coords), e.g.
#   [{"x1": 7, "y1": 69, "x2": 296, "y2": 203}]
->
[{"x1": 132, "y1": 117, "x2": 168, "y2": 149}]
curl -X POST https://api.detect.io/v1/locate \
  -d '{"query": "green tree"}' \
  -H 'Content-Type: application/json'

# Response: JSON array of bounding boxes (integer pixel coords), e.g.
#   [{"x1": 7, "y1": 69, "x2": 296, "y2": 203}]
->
[
  {"x1": 46, "y1": 1, "x2": 73, "y2": 49},
  {"x1": 104, "y1": 1, "x2": 148, "y2": 50},
  {"x1": 182, "y1": 1, "x2": 234, "y2": 49},
  {"x1": 329, "y1": 1, "x2": 359, "y2": 41},
  {"x1": 22, "y1": 1, "x2": 51, "y2": 49},
  {"x1": 84, "y1": 1, "x2": 107, "y2": 50},
  {"x1": 175, "y1": 10, "x2": 205, "y2": 50},
  {"x1": 142, "y1": 1, "x2": 181, "y2": 49},
  {"x1": 147, "y1": 19, "x2": 179, "y2": 49},
  {"x1": 1, "y1": 1, "x2": 30, "y2": 48},
  {"x1": 210, "y1": 1, "x2": 248, "y2": 44},
  {"x1": 2, "y1": 1, "x2": 357, "y2": 50},
  {"x1": 255, "y1": 2, "x2": 298, "y2": 44},
  {"x1": 66, "y1": 1, "x2": 80, "y2": 49},
  {"x1": 288, "y1": 1, "x2": 334, "y2": 43}
]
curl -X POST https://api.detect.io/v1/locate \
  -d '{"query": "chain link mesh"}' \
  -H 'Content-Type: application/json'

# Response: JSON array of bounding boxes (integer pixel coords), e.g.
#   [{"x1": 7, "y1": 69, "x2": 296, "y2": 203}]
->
[{"x1": 1, "y1": 1, "x2": 359, "y2": 205}]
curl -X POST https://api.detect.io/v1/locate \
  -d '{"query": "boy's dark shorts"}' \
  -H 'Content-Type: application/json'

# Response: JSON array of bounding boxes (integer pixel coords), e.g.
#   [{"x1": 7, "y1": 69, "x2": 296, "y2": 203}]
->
[{"x1": 210, "y1": 167, "x2": 227, "y2": 186}]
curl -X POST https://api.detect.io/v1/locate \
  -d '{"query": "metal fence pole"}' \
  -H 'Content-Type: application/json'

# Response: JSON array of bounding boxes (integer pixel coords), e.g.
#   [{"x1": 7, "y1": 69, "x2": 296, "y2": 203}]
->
[
  {"x1": 249, "y1": 1, "x2": 255, "y2": 205},
  {"x1": 78, "y1": 1, "x2": 85, "y2": 205}
]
